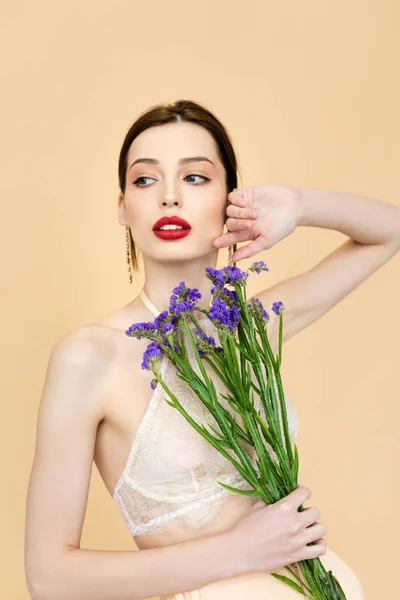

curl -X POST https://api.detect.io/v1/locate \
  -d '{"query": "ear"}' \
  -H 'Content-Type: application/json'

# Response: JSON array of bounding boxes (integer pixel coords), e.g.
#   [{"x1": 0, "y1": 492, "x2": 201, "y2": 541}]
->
[{"x1": 117, "y1": 193, "x2": 126, "y2": 226}]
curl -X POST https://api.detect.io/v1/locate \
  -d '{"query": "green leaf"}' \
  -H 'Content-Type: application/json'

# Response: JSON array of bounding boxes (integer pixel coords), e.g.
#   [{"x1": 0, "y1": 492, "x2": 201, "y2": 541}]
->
[
  {"x1": 200, "y1": 424, "x2": 233, "y2": 448},
  {"x1": 231, "y1": 339, "x2": 253, "y2": 360},
  {"x1": 203, "y1": 422, "x2": 224, "y2": 439},
  {"x1": 292, "y1": 444, "x2": 299, "y2": 481},
  {"x1": 270, "y1": 573, "x2": 312, "y2": 598},
  {"x1": 217, "y1": 481, "x2": 260, "y2": 496},
  {"x1": 285, "y1": 566, "x2": 313, "y2": 594},
  {"x1": 164, "y1": 398, "x2": 176, "y2": 407}
]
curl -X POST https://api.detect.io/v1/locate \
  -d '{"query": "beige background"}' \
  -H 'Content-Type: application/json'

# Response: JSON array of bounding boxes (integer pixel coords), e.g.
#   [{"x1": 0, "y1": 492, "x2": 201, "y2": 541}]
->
[{"x1": 1, "y1": 1, "x2": 399, "y2": 599}]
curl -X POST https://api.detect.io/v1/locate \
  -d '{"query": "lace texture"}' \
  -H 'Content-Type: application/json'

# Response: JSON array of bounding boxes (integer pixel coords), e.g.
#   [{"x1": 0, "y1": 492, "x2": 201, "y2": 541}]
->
[{"x1": 113, "y1": 318, "x2": 299, "y2": 537}]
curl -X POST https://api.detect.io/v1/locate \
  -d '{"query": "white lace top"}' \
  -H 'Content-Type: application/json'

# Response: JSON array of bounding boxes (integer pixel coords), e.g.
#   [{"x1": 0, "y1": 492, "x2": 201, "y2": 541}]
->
[{"x1": 112, "y1": 290, "x2": 299, "y2": 537}]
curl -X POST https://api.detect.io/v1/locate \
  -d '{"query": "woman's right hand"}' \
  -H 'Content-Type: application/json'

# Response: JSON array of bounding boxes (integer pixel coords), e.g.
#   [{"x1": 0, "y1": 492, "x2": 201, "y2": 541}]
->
[{"x1": 227, "y1": 486, "x2": 328, "y2": 573}]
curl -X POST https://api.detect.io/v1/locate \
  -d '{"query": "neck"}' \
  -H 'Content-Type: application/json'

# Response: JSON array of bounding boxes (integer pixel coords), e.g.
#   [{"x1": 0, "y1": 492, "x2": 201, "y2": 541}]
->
[{"x1": 139, "y1": 252, "x2": 218, "y2": 319}]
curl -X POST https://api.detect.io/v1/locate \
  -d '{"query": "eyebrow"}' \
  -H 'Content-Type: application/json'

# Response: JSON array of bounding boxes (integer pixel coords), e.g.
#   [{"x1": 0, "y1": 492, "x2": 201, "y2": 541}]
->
[{"x1": 128, "y1": 156, "x2": 215, "y2": 171}]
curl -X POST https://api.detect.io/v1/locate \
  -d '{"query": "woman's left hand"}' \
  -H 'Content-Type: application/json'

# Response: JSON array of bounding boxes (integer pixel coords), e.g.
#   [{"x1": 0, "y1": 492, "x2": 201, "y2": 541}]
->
[{"x1": 213, "y1": 184, "x2": 302, "y2": 262}]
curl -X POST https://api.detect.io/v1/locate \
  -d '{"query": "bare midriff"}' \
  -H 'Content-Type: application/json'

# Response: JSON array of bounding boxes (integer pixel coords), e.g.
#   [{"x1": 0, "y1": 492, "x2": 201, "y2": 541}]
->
[{"x1": 132, "y1": 493, "x2": 256, "y2": 550}]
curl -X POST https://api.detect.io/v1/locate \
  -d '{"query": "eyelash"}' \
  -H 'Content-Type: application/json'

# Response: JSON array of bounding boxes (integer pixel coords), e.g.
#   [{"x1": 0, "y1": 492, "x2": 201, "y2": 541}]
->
[{"x1": 132, "y1": 174, "x2": 210, "y2": 187}]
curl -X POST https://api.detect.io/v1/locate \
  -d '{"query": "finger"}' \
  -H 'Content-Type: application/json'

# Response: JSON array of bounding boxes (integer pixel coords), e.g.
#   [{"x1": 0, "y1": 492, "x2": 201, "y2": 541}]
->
[
  {"x1": 251, "y1": 497, "x2": 267, "y2": 510},
  {"x1": 213, "y1": 229, "x2": 250, "y2": 249},
  {"x1": 226, "y1": 217, "x2": 254, "y2": 232},
  {"x1": 312, "y1": 537, "x2": 326, "y2": 546},
  {"x1": 302, "y1": 523, "x2": 327, "y2": 546},
  {"x1": 301, "y1": 539, "x2": 327, "y2": 560},
  {"x1": 227, "y1": 188, "x2": 242, "y2": 200},
  {"x1": 230, "y1": 236, "x2": 272, "y2": 261},
  {"x1": 298, "y1": 506, "x2": 321, "y2": 528},
  {"x1": 228, "y1": 195, "x2": 248, "y2": 209},
  {"x1": 278, "y1": 486, "x2": 311, "y2": 514},
  {"x1": 226, "y1": 204, "x2": 259, "y2": 220}
]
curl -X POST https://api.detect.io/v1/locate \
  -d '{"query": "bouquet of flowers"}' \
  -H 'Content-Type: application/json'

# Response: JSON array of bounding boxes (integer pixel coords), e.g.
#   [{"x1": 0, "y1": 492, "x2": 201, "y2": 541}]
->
[{"x1": 126, "y1": 261, "x2": 347, "y2": 599}]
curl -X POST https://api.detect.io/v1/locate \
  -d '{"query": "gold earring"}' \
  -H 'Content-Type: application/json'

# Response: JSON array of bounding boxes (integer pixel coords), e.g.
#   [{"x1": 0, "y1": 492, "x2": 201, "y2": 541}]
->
[
  {"x1": 125, "y1": 225, "x2": 133, "y2": 283},
  {"x1": 228, "y1": 244, "x2": 234, "y2": 267}
]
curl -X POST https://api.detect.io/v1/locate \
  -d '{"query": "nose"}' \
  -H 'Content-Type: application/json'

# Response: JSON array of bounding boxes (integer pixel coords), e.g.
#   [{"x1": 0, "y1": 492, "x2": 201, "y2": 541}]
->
[{"x1": 162, "y1": 195, "x2": 181, "y2": 208}]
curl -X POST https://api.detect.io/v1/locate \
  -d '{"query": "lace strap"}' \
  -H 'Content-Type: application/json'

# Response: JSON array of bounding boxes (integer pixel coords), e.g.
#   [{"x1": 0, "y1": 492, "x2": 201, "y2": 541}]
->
[{"x1": 140, "y1": 288, "x2": 161, "y2": 317}]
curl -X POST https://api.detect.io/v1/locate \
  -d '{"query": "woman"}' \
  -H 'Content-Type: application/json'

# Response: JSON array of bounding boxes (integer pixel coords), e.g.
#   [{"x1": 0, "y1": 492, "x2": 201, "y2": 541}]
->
[{"x1": 25, "y1": 99, "x2": 400, "y2": 599}]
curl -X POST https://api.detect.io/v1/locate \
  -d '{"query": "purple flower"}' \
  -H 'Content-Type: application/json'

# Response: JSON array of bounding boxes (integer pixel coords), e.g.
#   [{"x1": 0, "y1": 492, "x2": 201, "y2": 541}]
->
[
  {"x1": 222, "y1": 265, "x2": 249, "y2": 285},
  {"x1": 154, "y1": 310, "x2": 169, "y2": 329},
  {"x1": 205, "y1": 267, "x2": 226, "y2": 289},
  {"x1": 162, "y1": 321, "x2": 178, "y2": 335},
  {"x1": 172, "y1": 282, "x2": 186, "y2": 295},
  {"x1": 209, "y1": 297, "x2": 241, "y2": 332},
  {"x1": 141, "y1": 341, "x2": 163, "y2": 370},
  {"x1": 169, "y1": 282, "x2": 202, "y2": 317},
  {"x1": 186, "y1": 288, "x2": 202, "y2": 302},
  {"x1": 230, "y1": 304, "x2": 241, "y2": 325},
  {"x1": 206, "y1": 265, "x2": 249, "y2": 288},
  {"x1": 248, "y1": 297, "x2": 270, "y2": 323},
  {"x1": 193, "y1": 329, "x2": 216, "y2": 357},
  {"x1": 211, "y1": 286, "x2": 239, "y2": 307},
  {"x1": 248, "y1": 261, "x2": 269, "y2": 274},
  {"x1": 272, "y1": 301, "x2": 284, "y2": 316},
  {"x1": 162, "y1": 340, "x2": 180, "y2": 353},
  {"x1": 125, "y1": 321, "x2": 162, "y2": 343},
  {"x1": 209, "y1": 297, "x2": 230, "y2": 322},
  {"x1": 169, "y1": 298, "x2": 197, "y2": 316},
  {"x1": 171, "y1": 282, "x2": 202, "y2": 302},
  {"x1": 150, "y1": 378, "x2": 158, "y2": 390}
]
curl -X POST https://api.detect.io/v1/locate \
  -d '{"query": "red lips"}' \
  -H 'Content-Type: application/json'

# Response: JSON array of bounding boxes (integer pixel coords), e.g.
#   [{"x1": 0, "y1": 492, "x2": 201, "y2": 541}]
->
[
  {"x1": 152, "y1": 216, "x2": 191, "y2": 230},
  {"x1": 152, "y1": 215, "x2": 192, "y2": 241}
]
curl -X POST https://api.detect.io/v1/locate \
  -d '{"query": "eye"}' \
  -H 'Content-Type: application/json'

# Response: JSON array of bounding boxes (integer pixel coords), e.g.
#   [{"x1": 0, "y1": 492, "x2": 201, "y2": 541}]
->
[
  {"x1": 133, "y1": 176, "x2": 154, "y2": 187},
  {"x1": 132, "y1": 174, "x2": 211, "y2": 188},
  {"x1": 185, "y1": 174, "x2": 210, "y2": 184}
]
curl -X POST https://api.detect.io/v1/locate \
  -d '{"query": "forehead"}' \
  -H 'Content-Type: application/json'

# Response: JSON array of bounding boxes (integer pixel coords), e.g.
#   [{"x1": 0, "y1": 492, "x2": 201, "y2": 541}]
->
[{"x1": 126, "y1": 122, "x2": 220, "y2": 167}]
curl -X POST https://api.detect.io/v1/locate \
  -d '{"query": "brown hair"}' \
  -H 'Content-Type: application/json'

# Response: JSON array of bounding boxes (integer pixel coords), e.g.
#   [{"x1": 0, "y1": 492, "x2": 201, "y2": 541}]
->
[{"x1": 118, "y1": 99, "x2": 242, "y2": 274}]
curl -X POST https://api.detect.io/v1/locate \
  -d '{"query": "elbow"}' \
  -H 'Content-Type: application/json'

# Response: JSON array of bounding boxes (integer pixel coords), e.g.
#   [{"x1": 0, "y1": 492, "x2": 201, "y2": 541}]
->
[
  {"x1": 26, "y1": 546, "x2": 79, "y2": 600},
  {"x1": 25, "y1": 559, "x2": 44, "y2": 600},
  {"x1": 26, "y1": 563, "x2": 64, "y2": 600},
  {"x1": 26, "y1": 574, "x2": 49, "y2": 600},
  {"x1": 27, "y1": 575, "x2": 64, "y2": 600}
]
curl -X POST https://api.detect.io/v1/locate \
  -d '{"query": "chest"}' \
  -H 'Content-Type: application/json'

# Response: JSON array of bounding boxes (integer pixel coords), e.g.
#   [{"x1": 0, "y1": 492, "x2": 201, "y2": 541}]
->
[{"x1": 96, "y1": 320, "x2": 285, "y2": 497}]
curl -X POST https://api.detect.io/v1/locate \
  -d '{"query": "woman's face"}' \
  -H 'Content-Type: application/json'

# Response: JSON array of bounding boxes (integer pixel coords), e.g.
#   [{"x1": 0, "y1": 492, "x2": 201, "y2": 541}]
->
[{"x1": 118, "y1": 121, "x2": 228, "y2": 264}]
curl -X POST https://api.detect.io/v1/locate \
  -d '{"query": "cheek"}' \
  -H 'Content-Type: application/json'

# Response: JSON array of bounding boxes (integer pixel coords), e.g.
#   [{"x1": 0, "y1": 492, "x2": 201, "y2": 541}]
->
[
  {"x1": 124, "y1": 201, "x2": 152, "y2": 243},
  {"x1": 220, "y1": 200, "x2": 229, "y2": 225},
  {"x1": 209, "y1": 187, "x2": 228, "y2": 219},
  {"x1": 203, "y1": 201, "x2": 228, "y2": 236},
  {"x1": 124, "y1": 191, "x2": 153, "y2": 223},
  {"x1": 206, "y1": 197, "x2": 227, "y2": 225}
]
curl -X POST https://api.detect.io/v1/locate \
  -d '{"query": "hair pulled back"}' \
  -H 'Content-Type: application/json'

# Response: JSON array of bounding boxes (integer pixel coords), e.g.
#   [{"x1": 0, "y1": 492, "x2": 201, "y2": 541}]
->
[{"x1": 118, "y1": 99, "x2": 241, "y2": 273}]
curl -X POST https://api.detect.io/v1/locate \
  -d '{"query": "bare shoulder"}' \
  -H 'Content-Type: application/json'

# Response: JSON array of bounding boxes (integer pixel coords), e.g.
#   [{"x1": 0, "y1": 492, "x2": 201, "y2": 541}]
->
[
  {"x1": 26, "y1": 319, "x2": 136, "y2": 577},
  {"x1": 54, "y1": 302, "x2": 147, "y2": 374},
  {"x1": 52, "y1": 323, "x2": 116, "y2": 378},
  {"x1": 41, "y1": 325, "x2": 114, "y2": 428},
  {"x1": 53, "y1": 298, "x2": 144, "y2": 364},
  {"x1": 47, "y1": 300, "x2": 148, "y2": 411}
]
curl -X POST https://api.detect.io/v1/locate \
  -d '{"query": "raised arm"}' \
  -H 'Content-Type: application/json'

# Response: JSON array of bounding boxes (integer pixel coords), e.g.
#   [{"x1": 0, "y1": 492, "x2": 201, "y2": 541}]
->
[{"x1": 24, "y1": 329, "x2": 239, "y2": 600}]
